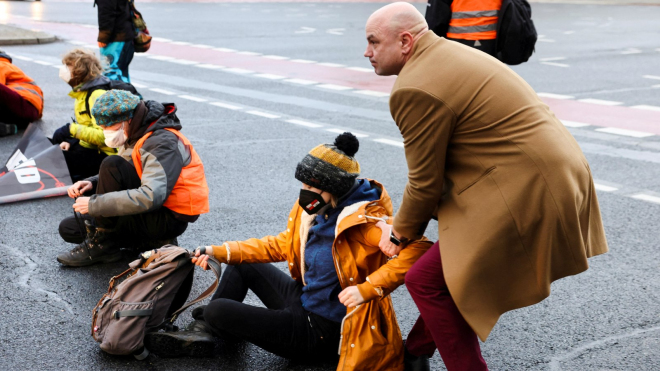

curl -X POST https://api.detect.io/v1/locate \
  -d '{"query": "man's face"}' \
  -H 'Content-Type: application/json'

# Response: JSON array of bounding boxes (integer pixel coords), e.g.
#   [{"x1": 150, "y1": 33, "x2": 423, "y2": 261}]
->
[{"x1": 364, "y1": 19, "x2": 404, "y2": 76}]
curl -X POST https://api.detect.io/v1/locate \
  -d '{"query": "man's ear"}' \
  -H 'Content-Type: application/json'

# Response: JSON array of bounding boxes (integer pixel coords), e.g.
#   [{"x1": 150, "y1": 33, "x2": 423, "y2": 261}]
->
[{"x1": 401, "y1": 32, "x2": 414, "y2": 54}]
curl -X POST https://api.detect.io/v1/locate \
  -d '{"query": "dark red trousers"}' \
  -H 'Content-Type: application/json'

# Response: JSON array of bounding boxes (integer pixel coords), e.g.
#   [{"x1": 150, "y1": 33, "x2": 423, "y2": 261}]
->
[
  {"x1": 405, "y1": 242, "x2": 488, "y2": 371},
  {"x1": 0, "y1": 83, "x2": 40, "y2": 127}
]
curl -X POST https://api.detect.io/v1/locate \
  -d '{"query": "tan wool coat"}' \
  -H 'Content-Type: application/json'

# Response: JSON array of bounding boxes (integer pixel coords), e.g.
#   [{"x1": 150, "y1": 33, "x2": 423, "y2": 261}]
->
[{"x1": 390, "y1": 32, "x2": 609, "y2": 341}]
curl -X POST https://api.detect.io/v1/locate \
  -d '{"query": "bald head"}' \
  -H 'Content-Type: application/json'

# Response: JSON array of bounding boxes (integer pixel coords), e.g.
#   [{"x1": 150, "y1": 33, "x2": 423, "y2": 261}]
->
[{"x1": 363, "y1": 2, "x2": 428, "y2": 76}]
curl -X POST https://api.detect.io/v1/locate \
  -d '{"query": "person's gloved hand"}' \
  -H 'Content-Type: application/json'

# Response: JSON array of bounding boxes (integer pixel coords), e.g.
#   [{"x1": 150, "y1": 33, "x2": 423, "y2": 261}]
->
[{"x1": 52, "y1": 124, "x2": 71, "y2": 143}]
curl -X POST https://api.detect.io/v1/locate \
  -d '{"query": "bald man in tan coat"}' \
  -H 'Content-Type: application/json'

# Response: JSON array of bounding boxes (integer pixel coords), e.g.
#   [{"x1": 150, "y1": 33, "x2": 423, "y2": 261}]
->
[{"x1": 365, "y1": 3, "x2": 608, "y2": 370}]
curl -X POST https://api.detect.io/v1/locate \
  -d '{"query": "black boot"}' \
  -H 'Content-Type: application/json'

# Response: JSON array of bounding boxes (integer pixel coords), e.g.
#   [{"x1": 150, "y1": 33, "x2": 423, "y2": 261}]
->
[
  {"x1": 191, "y1": 305, "x2": 207, "y2": 321},
  {"x1": 0, "y1": 123, "x2": 17, "y2": 137},
  {"x1": 56, "y1": 222, "x2": 122, "y2": 267},
  {"x1": 144, "y1": 320, "x2": 216, "y2": 358},
  {"x1": 404, "y1": 345, "x2": 431, "y2": 371}
]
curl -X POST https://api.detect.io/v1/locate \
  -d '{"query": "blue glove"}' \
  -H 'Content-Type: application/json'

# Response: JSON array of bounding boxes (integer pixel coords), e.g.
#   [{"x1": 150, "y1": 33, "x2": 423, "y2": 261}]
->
[{"x1": 52, "y1": 124, "x2": 71, "y2": 143}]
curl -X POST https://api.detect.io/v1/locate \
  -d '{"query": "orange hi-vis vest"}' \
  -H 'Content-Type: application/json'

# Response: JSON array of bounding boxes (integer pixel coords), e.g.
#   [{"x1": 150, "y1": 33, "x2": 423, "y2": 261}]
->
[
  {"x1": 132, "y1": 128, "x2": 210, "y2": 216},
  {"x1": 447, "y1": 0, "x2": 502, "y2": 41},
  {"x1": 0, "y1": 57, "x2": 44, "y2": 115}
]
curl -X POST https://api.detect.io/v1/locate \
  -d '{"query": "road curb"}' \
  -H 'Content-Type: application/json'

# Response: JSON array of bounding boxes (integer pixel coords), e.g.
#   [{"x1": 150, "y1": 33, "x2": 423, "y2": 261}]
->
[{"x1": 0, "y1": 24, "x2": 57, "y2": 46}]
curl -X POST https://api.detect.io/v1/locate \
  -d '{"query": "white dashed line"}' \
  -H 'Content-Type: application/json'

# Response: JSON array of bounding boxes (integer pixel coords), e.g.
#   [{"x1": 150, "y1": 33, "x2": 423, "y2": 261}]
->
[
  {"x1": 538, "y1": 39, "x2": 556, "y2": 43},
  {"x1": 595, "y1": 127, "x2": 654, "y2": 138},
  {"x1": 178, "y1": 95, "x2": 207, "y2": 102},
  {"x1": 196, "y1": 64, "x2": 225, "y2": 69},
  {"x1": 631, "y1": 193, "x2": 660, "y2": 204},
  {"x1": 563, "y1": 31, "x2": 575, "y2": 35},
  {"x1": 148, "y1": 55, "x2": 175, "y2": 61},
  {"x1": 284, "y1": 78, "x2": 318, "y2": 85},
  {"x1": 539, "y1": 57, "x2": 566, "y2": 62},
  {"x1": 354, "y1": 90, "x2": 390, "y2": 98},
  {"x1": 537, "y1": 92, "x2": 575, "y2": 100},
  {"x1": 642, "y1": 75, "x2": 660, "y2": 80},
  {"x1": 149, "y1": 88, "x2": 176, "y2": 95},
  {"x1": 254, "y1": 73, "x2": 286, "y2": 80},
  {"x1": 169, "y1": 59, "x2": 198, "y2": 65},
  {"x1": 317, "y1": 62, "x2": 345, "y2": 68},
  {"x1": 214, "y1": 48, "x2": 236, "y2": 53},
  {"x1": 286, "y1": 119, "x2": 323, "y2": 128},
  {"x1": 209, "y1": 102, "x2": 242, "y2": 110},
  {"x1": 68, "y1": 40, "x2": 87, "y2": 45},
  {"x1": 317, "y1": 84, "x2": 352, "y2": 91},
  {"x1": 236, "y1": 51, "x2": 261, "y2": 56},
  {"x1": 262, "y1": 55, "x2": 289, "y2": 60},
  {"x1": 51, "y1": 65, "x2": 61, "y2": 69},
  {"x1": 374, "y1": 138, "x2": 404, "y2": 147},
  {"x1": 33, "y1": 60, "x2": 52, "y2": 66},
  {"x1": 191, "y1": 44, "x2": 214, "y2": 49},
  {"x1": 347, "y1": 67, "x2": 373, "y2": 73},
  {"x1": 631, "y1": 105, "x2": 660, "y2": 112},
  {"x1": 131, "y1": 82, "x2": 148, "y2": 88},
  {"x1": 325, "y1": 128, "x2": 368, "y2": 138},
  {"x1": 594, "y1": 183, "x2": 618, "y2": 192},
  {"x1": 621, "y1": 48, "x2": 642, "y2": 55},
  {"x1": 152, "y1": 37, "x2": 172, "y2": 42},
  {"x1": 577, "y1": 98, "x2": 623, "y2": 106},
  {"x1": 562, "y1": 120, "x2": 591, "y2": 128},
  {"x1": 12, "y1": 55, "x2": 33, "y2": 61},
  {"x1": 246, "y1": 110, "x2": 280, "y2": 119},
  {"x1": 170, "y1": 41, "x2": 192, "y2": 46},
  {"x1": 541, "y1": 62, "x2": 570, "y2": 68},
  {"x1": 290, "y1": 59, "x2": 316, "y2": 64},
  {"x1": 224, "y1": 68, "x2": 254, "y2": 74}
]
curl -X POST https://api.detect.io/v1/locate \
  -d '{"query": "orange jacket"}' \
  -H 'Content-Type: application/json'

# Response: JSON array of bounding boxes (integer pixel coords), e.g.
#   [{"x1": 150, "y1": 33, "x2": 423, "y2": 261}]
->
[
  {"x1": 447, "y1": 0, "x2": 502, "y2": 40},
  {"x1": 0, "y1": 54, "x2": 44, "y2": 116},
  {"x1": 210, "y1": 180, "x2": 432, "y2": 371},
  {"x1": 132, "y1": 128, "x2": 210, "y2": 216}
]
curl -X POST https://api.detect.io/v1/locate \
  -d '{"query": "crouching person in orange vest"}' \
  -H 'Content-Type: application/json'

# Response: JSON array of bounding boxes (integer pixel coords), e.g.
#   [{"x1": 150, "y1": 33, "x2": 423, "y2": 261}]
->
[{"x1": 56, "y1": 90, "x2": 209, "y2": 267}]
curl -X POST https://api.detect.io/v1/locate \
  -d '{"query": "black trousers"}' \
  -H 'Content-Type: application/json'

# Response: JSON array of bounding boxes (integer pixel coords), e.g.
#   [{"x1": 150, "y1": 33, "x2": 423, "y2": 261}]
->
[
  {"x1": 58, "y1": 156, "x2": 188, "y2": 244},
  {"x1": 204, "y1": 263, "x2": 341, "y2": 362},
  {"x1": 448, "y1": 38, "x2": 497, "y2": 57},
  {"x1": 55, "y1": 139, "x2": 108, "y2": 182}
]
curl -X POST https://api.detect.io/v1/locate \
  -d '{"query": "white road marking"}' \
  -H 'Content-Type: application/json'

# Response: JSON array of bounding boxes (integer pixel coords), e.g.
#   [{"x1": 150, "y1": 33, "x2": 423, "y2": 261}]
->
[
  {"x1": 191, "y1": 44, "x2": 214, "y2": 49},
  {"x1": 51, "y1": 65, "x2": 61, "y2": 69},
  {"x1": 317, "y1": 84, "x2": 352, "y2": 91},
  {"x1": 236, "y1": 51, "x2": 261, "y2": 56},
  {"x1": 563, "y1": 31, "x2": 575, "y2": 35},
  {"x1": 538, "y1": 39, "x2": 556, "y2": 43},
  {"x1": 150, "y1": 88, "x2": 176, "y2": 95},
  {"x1": 374, "y1": 138, "x2": 404, "y2": 147},
  {"x1": 595, "y1": 127, "x2": 654, "y2": 138},
  {"x1": 169, "y1": 59, "x2": 198, "y2": 65},
  {"x1": 291, "y1": 59, "x2": 316, "y2": 64},
  {"x1": 318, "y1": 62, "x2": 345, "y2": 68},
  {"x1": 594, "y1": 183, "x2": 618, "y2": 192},
  {"x1": 539, "y1": 57, "x2": 566, "y2": 62},
  {"x1": 254, "y1": 73, "x2": 286, "y2": 80},
  {"x1": 295, "y1": 27, "x2": 316, "y2": 34},
  {"x1": 152, "y1": 37, "x2": 172, "y2": 42},
  {"x1": 354, "y1": 90, "x2": 390, "y2": 98},
  {"x1": 326, "y1": 28, "x2": 345, "y2": 35},
  {"x1": 68, "y1": 40, "x2": 87, "y2": 45},
  {"x1": 246, "y1": 110, "x2": 280, "y2": 119},
  {"x1": 178, "y1": 95, "x2": 207, "y2": 102},
  {"x1": 170, "y1": 41, "x2": 192, "y2": 46},
  {"x1": 33, "y1": 60, "x2": 52, "y2": 66},
  {"x1": 562, "y1": 120, "x2": 591, "y2": 128},
  {"x1": 621, "y1": 48, "x2": 642, "y2": 55},
  {"x1": 642, "y1": 75, "x2": 660, "y2": 80},
  {"x1": 541, "y1": 62, "x2": 570, "y2": 68},
  {"x1": 214, "y1": 47, "x2": 236, "y2": 52},
  {"x1": 224, "y1": 68, "x2": 254, "y2": 74},
  {"x1": 537, "y1": 92, "x2": 575, "y2": 100},
  {"x1": 262, "y1": 55, "x2": 289, "y2": 60},
  {"x1": 284, "y1": 78, "x2": 318, "y2": 85},
  {"x1": 286, "y1": 119, "x2": 323, "y2": 128},
  {"x1": 196, "y1": 64, "x2": 225, "y2": 69},
  {"x1": 577, "y1": 98, "x2": 623, "y2": 106},
  {"x1": 209, "y1": 102, "x2": 242, "y2": 110},
  {"x1": 347, "y1": 67, "x2": 373, "y2": 73},
  {"x1": 630, "y1": 105, "x2": 660, "y2": 111},
  {"x1": 631, "y1": 193, "x2": 660, "y2": 204},
  {"x1": 12, "y1": 55, "x2": 33, "y2": 61},
  {"x1": 148, "y1": 55, "x2": 175, "y2": 61},
  {"x1": 326, "y1": 128, "x2": 368, "y2": 137},
  {"x1": 131, "y1": 82, "x2": 148, "y2": 88}
]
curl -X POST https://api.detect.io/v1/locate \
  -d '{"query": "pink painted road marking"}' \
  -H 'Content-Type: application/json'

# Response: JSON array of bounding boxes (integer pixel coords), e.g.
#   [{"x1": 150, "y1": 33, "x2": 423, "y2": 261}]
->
[{"x1": 12, "y1": 16, "x2": 660, "y2": 135}]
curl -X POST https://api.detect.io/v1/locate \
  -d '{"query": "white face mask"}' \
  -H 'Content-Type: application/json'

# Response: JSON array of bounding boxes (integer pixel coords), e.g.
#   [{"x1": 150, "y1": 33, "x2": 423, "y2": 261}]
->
[
  {"x1": 59, "y1": 65, "x2": 71, "y2": 83},
  {"x1": 103, "y1": 124, "x2": 127, "y2": 148}
]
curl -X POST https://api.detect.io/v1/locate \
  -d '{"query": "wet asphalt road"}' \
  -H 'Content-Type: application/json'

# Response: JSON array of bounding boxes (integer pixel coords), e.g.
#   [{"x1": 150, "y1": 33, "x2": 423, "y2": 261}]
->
[{"x1": 0, "y1": 1, "x2": 659, "y2": 370}]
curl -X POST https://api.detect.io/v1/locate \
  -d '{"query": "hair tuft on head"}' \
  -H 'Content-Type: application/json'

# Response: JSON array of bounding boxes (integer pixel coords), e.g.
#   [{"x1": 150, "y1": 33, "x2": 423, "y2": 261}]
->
[{"x1": 334, "y1": 132, "x2": 360, "y2": 157}]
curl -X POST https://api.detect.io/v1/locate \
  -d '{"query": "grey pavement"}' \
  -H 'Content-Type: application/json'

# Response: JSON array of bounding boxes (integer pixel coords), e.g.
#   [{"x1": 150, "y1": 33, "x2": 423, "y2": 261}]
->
[
  {"x1": 0, "y1": 24, "x2": 56, "y2": 45},
  {"x1": 0, "y1": 1, "x2": 659, "y2": 371}
]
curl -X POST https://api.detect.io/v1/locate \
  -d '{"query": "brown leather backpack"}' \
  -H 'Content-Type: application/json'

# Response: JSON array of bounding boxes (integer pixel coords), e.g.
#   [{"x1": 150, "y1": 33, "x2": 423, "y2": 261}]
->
[{"x1": 91, "y1": 245, "x2": 221, "y2": 359}]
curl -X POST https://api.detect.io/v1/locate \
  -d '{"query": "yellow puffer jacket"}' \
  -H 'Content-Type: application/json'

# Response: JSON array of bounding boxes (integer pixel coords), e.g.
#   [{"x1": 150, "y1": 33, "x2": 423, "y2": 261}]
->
[
  {"x1": 68, "y1": 76, "x2": 116, "y2": 156},
  {"x1": 210, "y1": 179, "x2": 433, "y2": 371}
]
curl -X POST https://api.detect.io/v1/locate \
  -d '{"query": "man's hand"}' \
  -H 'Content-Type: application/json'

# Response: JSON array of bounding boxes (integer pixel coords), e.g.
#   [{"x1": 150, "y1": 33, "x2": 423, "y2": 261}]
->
[
  {"x1": 192, "y1": 246, "x2": 214, "y2": 270},
  {"x1": 338, "y1": 286, "x2": 365, "y2": 308},
  {"x1": 376, "y1": 220, "x2": 402, "y2": 257},
  {"x1": 60, "y1": 142, "x2": 71, "y2": 151},
  {"x1": 73, "y1": 197, "x2": 90, "y2": 214},
  {"x1": 68, "y1": 181, "x2": 93, "y2": 198}
]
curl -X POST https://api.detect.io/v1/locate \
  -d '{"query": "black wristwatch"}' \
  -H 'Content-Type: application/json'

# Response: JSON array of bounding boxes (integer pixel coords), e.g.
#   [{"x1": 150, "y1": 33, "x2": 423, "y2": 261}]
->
[{"x1": 389, "y1": 231, "x2": 409, "y2": 246}]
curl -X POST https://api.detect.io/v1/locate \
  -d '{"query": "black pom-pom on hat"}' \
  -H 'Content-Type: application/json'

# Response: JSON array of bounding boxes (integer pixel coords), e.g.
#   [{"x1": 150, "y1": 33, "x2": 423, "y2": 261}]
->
[{"x1": 334, "y1": 132, "x2": 359, "y2": 157}]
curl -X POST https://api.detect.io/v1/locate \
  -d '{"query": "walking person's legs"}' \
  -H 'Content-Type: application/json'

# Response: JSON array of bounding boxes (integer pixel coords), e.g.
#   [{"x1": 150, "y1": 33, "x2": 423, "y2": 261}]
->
[
  {"x1": 100, "y1": 41, "x2": 131, "y2": 83},
  {"x1": 405, "y1": 242, "x2": 488, "y2": 371}
]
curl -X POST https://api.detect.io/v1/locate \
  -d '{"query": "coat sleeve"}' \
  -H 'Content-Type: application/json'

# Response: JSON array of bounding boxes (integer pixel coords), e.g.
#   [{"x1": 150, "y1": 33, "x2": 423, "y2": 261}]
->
[
  {"x1": 70, "y1": 90, "x2": 108, "y2": 147},
  {"x1": 354, "y1": 222, "x2": 433, "y2": 302},
  {"x1": 390, "y1": 87, "x2": 456, "y2": 240},
  {"x1": 96, "y1": 0, "x2": 119, "y2": 43},
  {"x1": 210, "y1": 232, "x2": 289, "y2": 264}
]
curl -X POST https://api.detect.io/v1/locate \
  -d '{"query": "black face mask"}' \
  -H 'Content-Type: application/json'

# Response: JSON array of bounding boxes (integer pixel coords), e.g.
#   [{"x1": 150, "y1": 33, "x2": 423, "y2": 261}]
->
[{"x1": 299, "y1": 189, "x2": 328, "y2": 215}]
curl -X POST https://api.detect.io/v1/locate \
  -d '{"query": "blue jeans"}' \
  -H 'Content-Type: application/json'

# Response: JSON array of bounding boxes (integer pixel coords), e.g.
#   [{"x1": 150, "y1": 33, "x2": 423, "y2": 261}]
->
[{"x1": 100, "y1": 41, "x2": 134, "y2": 83}]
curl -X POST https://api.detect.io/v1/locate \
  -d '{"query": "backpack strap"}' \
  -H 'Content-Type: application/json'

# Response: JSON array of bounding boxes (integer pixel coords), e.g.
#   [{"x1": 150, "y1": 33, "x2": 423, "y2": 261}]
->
[{"x1": 166, "y1": 256, "x2": 222, "y2": 324}]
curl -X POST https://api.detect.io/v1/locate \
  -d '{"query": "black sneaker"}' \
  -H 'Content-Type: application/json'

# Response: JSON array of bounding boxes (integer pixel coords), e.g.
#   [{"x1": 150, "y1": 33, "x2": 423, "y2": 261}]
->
[
  {"x1": 144, "y1": 320, "x2": 216, "y2": 358},
  {"x1": 56, "y1": 224, "x2": 122, "y2": 267},
  {"x1": 0, "y1": 123, "x2": 17, "y2": 137},
  {"x1": 191, "y1": 305, "x2": 207, "y2": 321},
  {"x1": 404, "y1": 343, "x2": 431, "y2": 371}
]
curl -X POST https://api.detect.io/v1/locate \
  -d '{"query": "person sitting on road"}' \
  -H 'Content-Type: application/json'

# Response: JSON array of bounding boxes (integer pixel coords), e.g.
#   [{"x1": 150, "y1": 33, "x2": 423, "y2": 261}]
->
[
  {"x1": 56, "y1": 90, "x2": 210, "y2": 267},
  {"x1": 145, "y1": 133, "x2": 433, "y2": 371},
  {"x1": 0, "y1": 49, "x2": 43, "y2": 137},
  {"x1": 51, "y1": 48, "x2": 118, "y2": 181}
]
